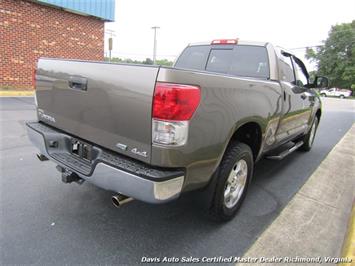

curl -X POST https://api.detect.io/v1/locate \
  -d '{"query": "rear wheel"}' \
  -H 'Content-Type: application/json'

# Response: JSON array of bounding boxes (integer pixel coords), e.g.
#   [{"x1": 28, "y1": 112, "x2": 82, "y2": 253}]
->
[
  {"x1": 320, "y1": 93, "x2": 326, "y2": 97},
  {"x1": 209, "y1": 142, "x2": 253, "y2": 221},
  {"x1": 340, "y1": 95, "x2": 345, "y2": 99},
  {"x1": 299, "y1": 116, "x2": 319, "y2": 151}
]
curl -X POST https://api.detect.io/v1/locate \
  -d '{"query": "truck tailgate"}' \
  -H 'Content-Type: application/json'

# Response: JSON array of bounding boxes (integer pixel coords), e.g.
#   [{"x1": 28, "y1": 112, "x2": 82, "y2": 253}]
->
[{"x1": 35, "y1": 58, "x2": 159, "y2": 163}]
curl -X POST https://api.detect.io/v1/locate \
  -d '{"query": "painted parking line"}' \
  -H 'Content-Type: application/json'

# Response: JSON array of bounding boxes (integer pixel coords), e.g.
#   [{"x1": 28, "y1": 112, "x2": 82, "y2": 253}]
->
[{"x1": 341, "y1": 203, "x2": 355, "y2": 266}]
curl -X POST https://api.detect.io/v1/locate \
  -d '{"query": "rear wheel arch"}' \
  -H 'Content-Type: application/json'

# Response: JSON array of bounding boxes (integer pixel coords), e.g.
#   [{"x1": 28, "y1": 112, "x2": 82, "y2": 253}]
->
[
  {"x1": 208, "y1": 121, "x2": 262, "y2": 187},
  {"x1": 201, "y1": 121, "x2": 263, "y2": 216},
  {"x1": 229, "y1": 121, "x2": 263, "y2": 161}
]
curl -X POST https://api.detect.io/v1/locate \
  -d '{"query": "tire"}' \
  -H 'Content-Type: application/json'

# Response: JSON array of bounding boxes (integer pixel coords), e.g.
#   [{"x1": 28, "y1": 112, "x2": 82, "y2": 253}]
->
[
  {"x1": 209, "y1": 141, "x2": 253, "y2": 222},
  {"x1": 340, "y1": 95, "x2": 345, "y2": 99},
  {"x1": 299, "y1": 116, "x2": 319, "y2": 152},
  {"x1": 320, "y1": 93, "x2": 326, "y2": 97}
]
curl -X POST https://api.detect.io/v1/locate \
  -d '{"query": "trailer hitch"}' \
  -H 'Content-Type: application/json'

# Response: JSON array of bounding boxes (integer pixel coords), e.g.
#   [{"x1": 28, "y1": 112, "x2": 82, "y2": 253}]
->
[{"x1": 56, "y1": 165, "x2": 84, "y2": 184}]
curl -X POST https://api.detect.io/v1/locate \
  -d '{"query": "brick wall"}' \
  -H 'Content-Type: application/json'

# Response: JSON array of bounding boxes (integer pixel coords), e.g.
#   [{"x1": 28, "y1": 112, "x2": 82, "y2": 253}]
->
[{"x1": 0, "y1": 0, "x2": 104, "y2": 89}]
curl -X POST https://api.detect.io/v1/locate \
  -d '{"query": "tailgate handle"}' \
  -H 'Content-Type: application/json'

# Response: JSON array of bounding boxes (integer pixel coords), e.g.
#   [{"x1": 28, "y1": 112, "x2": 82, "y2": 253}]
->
[{"x1": 68, "y1": 76, "x2": 88, "y2": 91}]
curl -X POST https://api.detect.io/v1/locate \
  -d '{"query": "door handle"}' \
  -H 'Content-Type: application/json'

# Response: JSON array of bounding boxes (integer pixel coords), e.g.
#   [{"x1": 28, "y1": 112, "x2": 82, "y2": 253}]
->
[{"x1": 68, "y1": 76, "x2": 88, "y2": 91}]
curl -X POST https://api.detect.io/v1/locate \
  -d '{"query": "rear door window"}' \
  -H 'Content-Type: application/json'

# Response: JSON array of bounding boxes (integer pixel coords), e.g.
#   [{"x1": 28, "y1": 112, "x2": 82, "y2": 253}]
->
[
  {"x1": 174, "y1": 45, "x2": 210, "y2": 71},
  {"x1": 279, "y1": 53, "x2": 295, "y2": 83}
]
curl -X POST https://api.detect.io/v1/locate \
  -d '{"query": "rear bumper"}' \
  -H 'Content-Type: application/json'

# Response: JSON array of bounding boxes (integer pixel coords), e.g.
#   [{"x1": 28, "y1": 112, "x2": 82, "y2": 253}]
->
[{"x1": 26, "y1": 122, "x2": 184, "y2": 204}]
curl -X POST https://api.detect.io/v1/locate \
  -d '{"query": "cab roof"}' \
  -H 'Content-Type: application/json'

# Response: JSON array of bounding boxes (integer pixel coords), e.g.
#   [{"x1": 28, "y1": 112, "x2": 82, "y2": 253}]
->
[{"x1": 188, "y1": 40, "x2": 268, "y2": 47}]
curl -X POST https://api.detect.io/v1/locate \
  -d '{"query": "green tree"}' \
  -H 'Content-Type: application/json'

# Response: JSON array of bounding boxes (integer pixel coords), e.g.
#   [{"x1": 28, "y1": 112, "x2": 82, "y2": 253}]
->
[
  {"x1": 155, "y1": 59, "x2": 173, "y2": 66},
  {"x1": 306, "y1": 20, "x2": 355, "y2": 91},
  {"x1": 104, "y1": 57, "x2": 173, "y2": 66},
  {"x1": 142, "y1": 58, "x2": 153, "y2": 65}
]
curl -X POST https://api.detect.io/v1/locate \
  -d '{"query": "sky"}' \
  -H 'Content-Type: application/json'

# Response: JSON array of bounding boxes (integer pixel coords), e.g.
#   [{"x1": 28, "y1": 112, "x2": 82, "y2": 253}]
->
[{"x1": 104, "y1": 0, "x2": 355, "y2": 71}]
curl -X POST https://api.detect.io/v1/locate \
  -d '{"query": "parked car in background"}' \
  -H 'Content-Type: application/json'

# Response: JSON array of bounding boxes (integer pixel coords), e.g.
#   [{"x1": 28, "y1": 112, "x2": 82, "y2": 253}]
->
[{"x1": 320, "y1": 88, "x2": 352, "y2": 98}]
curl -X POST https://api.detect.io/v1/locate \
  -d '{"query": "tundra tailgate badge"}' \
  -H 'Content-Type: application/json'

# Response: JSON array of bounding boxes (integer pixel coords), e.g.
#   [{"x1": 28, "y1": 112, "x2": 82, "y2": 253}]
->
[{"x1": 38, "y1": 109, "x2": 56, "y2": 123}]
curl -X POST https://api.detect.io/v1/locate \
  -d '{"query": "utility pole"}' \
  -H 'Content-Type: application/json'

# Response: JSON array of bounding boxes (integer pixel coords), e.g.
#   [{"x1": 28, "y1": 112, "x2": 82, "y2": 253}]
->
[
  {"x1": 151, "y1": 26, "x2": 160, "y2": 64},
  {"x1": 108, "y1": 37, "x2": 113, "y2": 61},
  {"x1": 105, "y1": 29, "x2": 116, "y2": 62}
]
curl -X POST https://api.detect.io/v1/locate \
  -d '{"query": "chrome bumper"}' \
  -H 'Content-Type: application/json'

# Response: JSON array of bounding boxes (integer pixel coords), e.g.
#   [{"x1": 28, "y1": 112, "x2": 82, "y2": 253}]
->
[{"x1": 26, "y1": 122, "x2": 184, "y2": 204}]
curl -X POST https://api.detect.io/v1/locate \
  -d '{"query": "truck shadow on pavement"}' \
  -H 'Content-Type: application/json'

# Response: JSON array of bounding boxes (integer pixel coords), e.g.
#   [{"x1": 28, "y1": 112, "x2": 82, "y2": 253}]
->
[{"x1": 34, "y1": 151, "x2": 307, "y2": 264}]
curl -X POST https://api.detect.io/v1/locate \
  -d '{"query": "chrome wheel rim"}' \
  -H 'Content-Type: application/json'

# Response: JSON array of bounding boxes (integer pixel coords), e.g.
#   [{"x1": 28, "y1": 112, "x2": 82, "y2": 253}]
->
[
  {"x1": 224, "y1": 159, "x2": 248, "y2": 209},
  {"x1": 309, "y1": 121, "x2": 316, "y2": 146}
]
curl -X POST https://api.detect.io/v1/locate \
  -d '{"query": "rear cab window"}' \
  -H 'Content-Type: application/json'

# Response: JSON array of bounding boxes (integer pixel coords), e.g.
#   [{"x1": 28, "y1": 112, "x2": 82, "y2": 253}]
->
[
  {"x1": 174, "y1": 45, "x2": 210, "y2": 71},
  {"x1": 175, "y1": 44, "x2": 270, "y2": 79}
]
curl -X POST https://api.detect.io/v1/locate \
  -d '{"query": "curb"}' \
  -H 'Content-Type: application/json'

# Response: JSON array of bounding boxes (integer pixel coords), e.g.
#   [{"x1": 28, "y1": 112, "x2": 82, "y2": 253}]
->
[
  {"x1": 341, "y1": 202, "x2": 355, "y2": 266},
  {"x1": 237, "y1": 124, "x2": 355, "y2": 266},
  {"x1": 0, "y1": 91, "x2": 34, "y2": 97}
]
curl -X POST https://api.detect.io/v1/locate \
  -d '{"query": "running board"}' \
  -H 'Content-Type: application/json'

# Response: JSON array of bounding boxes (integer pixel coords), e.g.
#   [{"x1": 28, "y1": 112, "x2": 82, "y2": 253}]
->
[{"x1": 266, "y1": 141, "x2": 304, "y2": 160}]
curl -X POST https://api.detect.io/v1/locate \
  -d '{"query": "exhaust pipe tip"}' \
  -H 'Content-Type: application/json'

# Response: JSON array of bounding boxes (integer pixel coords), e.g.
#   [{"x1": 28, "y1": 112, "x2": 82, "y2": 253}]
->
[
  {"x1": 111, "y1": 196, "x2": 121, "y2": 208},
  {"x1": 112, "y1": 194, "x2": 133, "y2": 208}
]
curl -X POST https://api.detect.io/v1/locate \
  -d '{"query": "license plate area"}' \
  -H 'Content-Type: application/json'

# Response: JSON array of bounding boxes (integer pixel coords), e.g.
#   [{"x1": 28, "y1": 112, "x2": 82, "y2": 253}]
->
[{"x1": 71, "y1": 138, "x2": 92, "y2": 162}]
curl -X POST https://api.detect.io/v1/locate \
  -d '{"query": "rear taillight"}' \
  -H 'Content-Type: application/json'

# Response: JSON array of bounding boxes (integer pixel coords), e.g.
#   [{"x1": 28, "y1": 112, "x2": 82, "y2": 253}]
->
[
  {"x1": 152, "y1": 82, "x2": 201, "y2": 146},
  {"x1": 153, "y1": 82, "x2": 200, "y2": 121}
]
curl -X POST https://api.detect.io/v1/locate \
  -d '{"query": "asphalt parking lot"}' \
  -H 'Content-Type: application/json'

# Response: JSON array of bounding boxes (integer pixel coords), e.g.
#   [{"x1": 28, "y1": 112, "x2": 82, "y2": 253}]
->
[{"x1": 0, "y1": 97, "x2": 354, "y2": 265}]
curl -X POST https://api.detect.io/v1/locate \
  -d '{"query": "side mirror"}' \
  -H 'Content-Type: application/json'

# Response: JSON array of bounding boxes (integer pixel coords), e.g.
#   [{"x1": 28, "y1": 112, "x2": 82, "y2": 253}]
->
[{"x1": 313, "y1": 76, "x2": 329, "y2": 89}]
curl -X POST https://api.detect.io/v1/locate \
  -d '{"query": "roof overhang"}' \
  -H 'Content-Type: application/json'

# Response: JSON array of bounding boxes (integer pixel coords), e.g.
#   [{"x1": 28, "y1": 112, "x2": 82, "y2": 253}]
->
[{"x1": 31, "y1": 0, "x2": 115, "y2": 22}]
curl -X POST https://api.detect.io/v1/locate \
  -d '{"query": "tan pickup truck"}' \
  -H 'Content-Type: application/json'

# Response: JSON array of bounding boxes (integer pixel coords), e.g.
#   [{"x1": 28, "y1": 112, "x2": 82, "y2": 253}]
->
[{"x1": 27, "y1": 39, "x2": 327, "y2": 221}]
